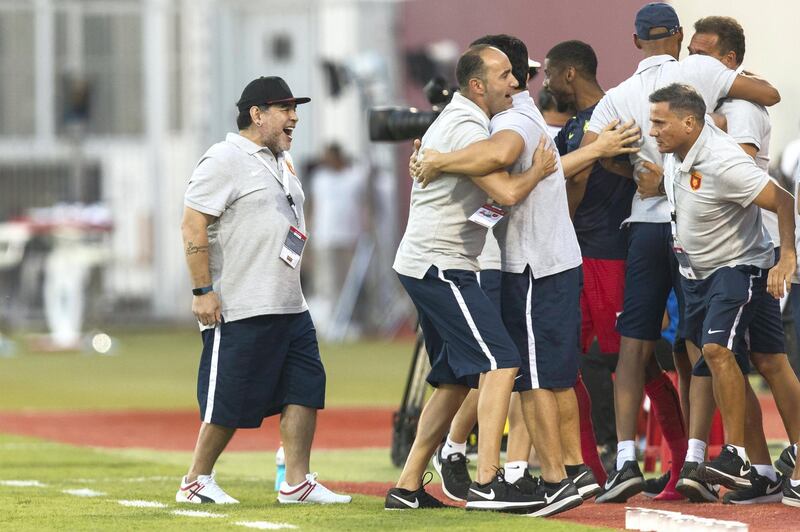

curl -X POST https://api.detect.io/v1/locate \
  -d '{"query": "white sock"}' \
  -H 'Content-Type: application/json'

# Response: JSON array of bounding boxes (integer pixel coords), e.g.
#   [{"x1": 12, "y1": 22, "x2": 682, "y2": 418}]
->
[
  {"x1": 794, "y1": 443, "x2": 798, "y2": 455},
  {"x1": 504, "y1": 461, "x2": 528, "y2": 483},
  {"x1": 752, "y1": 464, "x2": 777, "y2": 482},
  {"x1": 791, "y1": 479, "x2": 800, "y2": 488},
  {"x1": 685, "y1": 438, "x2": 707, "y2": 464},
  {"x1": 616, "y1": 440, "x2": 636, "y2": 470},
  {"x1": 441, "y1": 435, "x2": 467, "y2": 459},
  {"x1": 730, "y1": 444, "x2": 749, "y2": 463}
]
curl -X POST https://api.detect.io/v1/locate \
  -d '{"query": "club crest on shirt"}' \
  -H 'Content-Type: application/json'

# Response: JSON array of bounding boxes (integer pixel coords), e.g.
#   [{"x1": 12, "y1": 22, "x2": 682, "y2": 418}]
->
[{"x1": 690, "y1": 171, "x2": 702, "y2": 191}]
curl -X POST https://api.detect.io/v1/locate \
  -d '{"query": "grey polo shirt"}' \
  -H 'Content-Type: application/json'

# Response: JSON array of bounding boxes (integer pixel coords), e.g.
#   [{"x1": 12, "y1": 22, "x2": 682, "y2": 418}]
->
[
  {"x1": 393, "y1": 92, "x2": 493, "y2": 278},
  {"x1": 588, "y1": 54, "x2": 737, "y2": 225},
  {"x1": 717, "y1": 97, "x2": 778, "y2": 244},
  {"x1": 492, "y1": 90, "x2": 582, "y2": 277},
  {"x1": 185, "y1": 132, "x2": 308, "y2": 321},
  {"x1": 663, "y1": 121, "x2": 774, "y2": 279}
]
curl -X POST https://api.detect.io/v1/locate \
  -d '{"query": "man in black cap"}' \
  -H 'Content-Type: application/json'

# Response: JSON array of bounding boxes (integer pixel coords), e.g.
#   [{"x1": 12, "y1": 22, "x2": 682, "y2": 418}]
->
[{"x1": 177, "y1": 76, "x2": 350, "y2": 505}]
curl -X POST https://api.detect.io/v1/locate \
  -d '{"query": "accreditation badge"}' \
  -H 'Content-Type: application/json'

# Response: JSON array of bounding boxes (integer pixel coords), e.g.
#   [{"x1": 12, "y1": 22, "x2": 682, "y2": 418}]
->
[
  {"x1": 672, "y1": 236, "x2": 696, "y2": 280},
  {"x1": 468, "y1": 203, "x2": 506, "y2": 228},
  {"x1": 280, "y1": 226, "x2": 307, "y2": 268}
]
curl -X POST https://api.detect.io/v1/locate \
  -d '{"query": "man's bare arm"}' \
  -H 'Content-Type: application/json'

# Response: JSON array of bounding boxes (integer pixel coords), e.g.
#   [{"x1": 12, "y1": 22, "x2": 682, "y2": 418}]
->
[
  {"x1": 561, "y1": 119, "x2": 640, "y2": 178},
  {"x1": 412, "y1": 131, "x2": 525, "y2": 187},
  {"x1": 181, "y1": 206, "x2": 221, "y2": 326},
  {"x1": 727, "y1": 73, "x2": 781, "y2": 107},
  {"x1": 752, "y1": 180, "x2": 796, "y2": 298},
  {"x1": 469, "y1": 136, "x2": 556, "y2": 206}
]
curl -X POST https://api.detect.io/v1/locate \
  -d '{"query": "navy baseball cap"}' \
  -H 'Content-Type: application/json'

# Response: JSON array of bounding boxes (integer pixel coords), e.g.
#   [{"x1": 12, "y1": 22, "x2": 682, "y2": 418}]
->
[
  {"x1": 635, "y1": 2, "x2": 681, "y2": 40},
  {"x1": 236, "y1": 76, "x2": 310, "y2": 111}
]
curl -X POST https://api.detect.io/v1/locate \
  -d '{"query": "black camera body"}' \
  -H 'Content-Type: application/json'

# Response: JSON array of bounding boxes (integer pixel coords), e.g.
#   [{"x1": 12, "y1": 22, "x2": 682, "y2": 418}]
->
[{"x1": 368, "y1": 77, "x2": 455, "y2": 142}]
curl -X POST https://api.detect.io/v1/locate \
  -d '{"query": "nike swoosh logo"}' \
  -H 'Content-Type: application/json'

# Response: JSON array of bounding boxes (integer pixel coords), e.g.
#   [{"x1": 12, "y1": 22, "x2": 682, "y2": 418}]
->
[
  {"x1": 604, "y1": 473, "x2": 620, "y2": 490},
  {"x1": 708, "y1": 329, "x2": 726, "y2": 334},
  {"x1": 766, "y1": 483, "x2": 782, "y2": 495},
  {"x1": 572, "y1": 471, "x2": 588, "y2": 483},
  {"x1": 469, "y1": 487, "x2": 495, "y2": 500},
  {"x1": 545, "y1": 484, "x2": 570, "y2": 504},
  {"x1": 739, "y1": 466, "x2": 750, "y2": 477},
  {"x1": 390, "y1": 494, "x2": 419, "y2": 508}
]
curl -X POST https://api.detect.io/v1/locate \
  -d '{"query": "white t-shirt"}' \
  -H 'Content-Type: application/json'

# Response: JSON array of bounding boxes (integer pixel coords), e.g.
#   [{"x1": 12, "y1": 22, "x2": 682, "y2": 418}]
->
[
  {"x1": 717, "y1": 98, "x2": 778, "y2": 245},
  {"x1": 393, "y1": 92, "x2": 492, "y2": 279},
  {"x1": 664, "y1": 122, "x2": 773, "y2": 279},
  {"x1": 310, "y1": 163, "x2": 365, "y2": 248},
  {"x1": 588, "y1": 54, "x2": 737, "y2": 224},
  {"x1": 492, "y1": 91, "x2": 582, "y2": 277},
  {"x1": 185, "y1": 133, "x2": 308, "y2": 320}
]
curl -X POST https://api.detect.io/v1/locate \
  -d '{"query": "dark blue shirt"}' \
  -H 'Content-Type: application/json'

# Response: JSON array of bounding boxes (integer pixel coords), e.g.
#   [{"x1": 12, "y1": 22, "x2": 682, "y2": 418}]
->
[{"x1": 555, "y1": 104, "x2": 635, "y2": 260}]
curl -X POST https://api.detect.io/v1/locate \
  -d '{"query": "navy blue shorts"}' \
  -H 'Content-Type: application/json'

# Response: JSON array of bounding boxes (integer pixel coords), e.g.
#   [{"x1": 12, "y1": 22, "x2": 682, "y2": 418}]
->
[
  {"x1": 398, "y1": 266, "x2": 520, "y2": 388},
  {"x1": 680, "y1": 266, "x2": 782, "y2": 377},
  {"x1": 501, "y1": 266, "x2": 581, "y2": 390},
  {"x1": 197, "y1": 311, "x2": 326, "y2": 428},
  {"x1": 616, "y1": 222, "x2": 684, "y2": 341},
  {"x1": 478, "y1": 269, "x2": 502, "y2": 312}
]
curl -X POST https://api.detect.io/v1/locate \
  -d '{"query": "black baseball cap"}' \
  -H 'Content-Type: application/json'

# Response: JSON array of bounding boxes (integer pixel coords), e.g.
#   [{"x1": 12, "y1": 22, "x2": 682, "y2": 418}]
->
[
  {"x1": 635, "y1": 2, "x2": 681, "y2": 40},
  {"x1": 236, "y1": 76, "x2": 310, "y2": 111}
]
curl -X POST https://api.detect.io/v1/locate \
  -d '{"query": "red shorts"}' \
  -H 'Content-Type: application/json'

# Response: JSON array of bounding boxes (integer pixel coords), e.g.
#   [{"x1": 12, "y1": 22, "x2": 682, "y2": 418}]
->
[{"x1": 580, "y1": 257, "x2": 626, "y2": 354}]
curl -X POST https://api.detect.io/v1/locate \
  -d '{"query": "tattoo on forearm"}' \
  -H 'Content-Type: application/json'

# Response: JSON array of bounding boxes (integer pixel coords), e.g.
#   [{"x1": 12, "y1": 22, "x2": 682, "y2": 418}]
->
[{"x1": 185, "y1": 241, "x2": 209, "y2": 255}]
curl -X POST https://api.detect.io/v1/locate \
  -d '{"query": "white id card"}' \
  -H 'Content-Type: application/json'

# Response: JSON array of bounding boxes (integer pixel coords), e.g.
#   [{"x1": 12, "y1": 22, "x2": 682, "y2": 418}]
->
[
  {"x1": 672, "y1": 237, "x2": 696, "y2": 280},
  {"x1": 468, "y1": 203, "x2": 506, "y2": 228},
  {"x1": 280, "y1": 226, "x2": 307, "y2": 268}
]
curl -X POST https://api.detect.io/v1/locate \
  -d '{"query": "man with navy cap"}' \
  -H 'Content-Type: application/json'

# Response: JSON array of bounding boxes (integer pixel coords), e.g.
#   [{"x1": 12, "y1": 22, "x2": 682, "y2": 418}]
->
[
  {"x1": 177, "y1": 76, "x2": 351, "y2": 505},
  {"x1": 578, "y1": 2, "x2": 782, "y2": 503}
]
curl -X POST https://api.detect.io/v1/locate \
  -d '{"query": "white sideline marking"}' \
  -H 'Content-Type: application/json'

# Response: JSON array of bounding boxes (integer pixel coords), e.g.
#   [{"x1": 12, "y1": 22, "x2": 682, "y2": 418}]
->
[
  {"x1": 235, "y1": 522, "x2": 298, "y2": 530},
  {"x1": 0, "y1": 480, "x2": 47, "y2": 487},
  {"x1": 171, "y1": 510, "x2": 227, "y2": 518},
  {"x1": 63, "y1": 488, "x2": 105, "y2": 497},
  {"x1": 117, "y1": 500, "x2": 168, "y2": 508}
]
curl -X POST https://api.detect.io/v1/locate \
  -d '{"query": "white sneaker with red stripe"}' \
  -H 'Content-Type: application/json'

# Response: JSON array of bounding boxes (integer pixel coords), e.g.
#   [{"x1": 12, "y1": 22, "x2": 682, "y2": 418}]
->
[
  {"x1": 175, "y1": 472, "x2": 239, "y2": 504},
  {"x1": 277, "y1": 473, "x2": 351, "y2": 504}
]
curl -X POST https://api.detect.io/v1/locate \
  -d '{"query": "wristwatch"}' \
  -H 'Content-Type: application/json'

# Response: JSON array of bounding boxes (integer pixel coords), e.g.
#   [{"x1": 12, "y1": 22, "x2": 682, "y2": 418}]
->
[{"x1": 192, "y1": 285, "x2": 214, "y2": 296}]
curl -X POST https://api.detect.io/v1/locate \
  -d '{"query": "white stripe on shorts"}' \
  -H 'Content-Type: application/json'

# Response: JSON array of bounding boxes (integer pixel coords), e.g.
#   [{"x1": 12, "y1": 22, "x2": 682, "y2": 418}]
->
[
  {"x1": 726, "y1": 271, "x2": 759, "y2": 351},
  {"x1": 203, "y1": 325, "x2": 222, "y2": 423},
  {"x1": 437, "y1": 269, "x2": 497, "y2": 370},
  {"x1": 526, "y1": 269, "x2": 540, "y2": 388}
]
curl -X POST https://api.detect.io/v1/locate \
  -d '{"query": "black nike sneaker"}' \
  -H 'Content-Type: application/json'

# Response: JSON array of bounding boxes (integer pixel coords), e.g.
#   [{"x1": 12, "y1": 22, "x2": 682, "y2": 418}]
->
[
  {"x1": 723, "y1": 471, "x2": 783, "y2": 505},
  {"x1": 595, "y1": 460, "x2": 645, "y2": 503},
  {"x1": 675, "y1": 462, "x2": 719, "y2": 503},
  {"x1": 775, "y1": 445, "x2": 797, "y2": 477},
  {"x1": 783, "y1": 479, "x2": 800, "y2": 508},
  {"x1": 385, "y1": 472, "x2": 447, "y2": 510},
  {"x1": 642, "y1": 472, "x2": 670, "y2": 498},
  {"x1": 527, "y1": 478, "x2": 584, "y2": 517},
  {"x1": 696, "y1": 444, "x2": 752, "y2": 490},
  {"x1": 512, "y1": 468, "x2": 540, "y2": 495},
  {"x1": 569, "y1": 465, "x2": 601, "y2": 500},
  {"x1": 465, "y1": 469, "x2": 544, "y2": 513},
  {"x1": 432, "y1": 443, "x2": 471, "y2": 502}
]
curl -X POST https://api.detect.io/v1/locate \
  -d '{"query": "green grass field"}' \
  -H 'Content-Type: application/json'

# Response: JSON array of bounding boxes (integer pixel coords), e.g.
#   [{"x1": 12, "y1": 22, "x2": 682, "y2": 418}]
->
[{"x1": 0, "y1": 331, "x2": 607, "y2": 531}]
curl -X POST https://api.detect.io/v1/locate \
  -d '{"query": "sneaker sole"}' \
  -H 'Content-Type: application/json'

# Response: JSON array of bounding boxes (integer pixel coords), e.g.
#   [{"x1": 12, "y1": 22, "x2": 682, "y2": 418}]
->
[
  {"x1": 577, "y1": 483, "x2": 602, "y2": 500},
  {"x1": 432, "y1": 453, "x2": 466, "y2": 502},
  {"x1": 465, "y1": 500, "x2": 544, "y2": 513},
  {"x1": 696, "y1": 466, "x2": 751, "y2": 490},
  {"x1": 675, "y1": 478, "x2": 718, "y2": 503},
  {"x1": 723, "y1": 492, "x2": 783, "y2": 505},
  {"x1": 595, "y1": 477, "x2": 644, "y2": 504},
  {"x1": 783, "y1": 497, "x2": 800, "y2": 508},
  {"x1": 528, "y1": 494, "x2": 584, "y2": 517}
]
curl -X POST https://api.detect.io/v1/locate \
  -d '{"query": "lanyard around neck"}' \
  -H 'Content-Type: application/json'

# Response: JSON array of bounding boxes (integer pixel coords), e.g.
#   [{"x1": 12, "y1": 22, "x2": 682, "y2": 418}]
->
[{"x1": 254, "y1": 151, "x2": 300, "y2": 224}]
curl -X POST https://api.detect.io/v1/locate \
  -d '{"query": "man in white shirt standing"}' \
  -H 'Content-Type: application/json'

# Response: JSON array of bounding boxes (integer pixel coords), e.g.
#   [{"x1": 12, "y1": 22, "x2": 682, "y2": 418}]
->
[
  {"x1": 581, "y1": 2, "x2": 782, "y2": 503},
  {"x1": 673, "y1": 15, "x2": 800, "y2": 504},
  {"x1": 648, "y1": 82, "x2": 797, "y2": 495}
]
